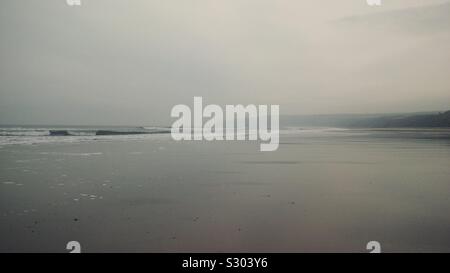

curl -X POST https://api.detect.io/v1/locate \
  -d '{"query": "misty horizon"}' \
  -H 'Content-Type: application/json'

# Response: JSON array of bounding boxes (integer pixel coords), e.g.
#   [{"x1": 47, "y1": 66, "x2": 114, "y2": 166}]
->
[{"x1": 0, "y1": 110, "x2": 447, "y2": 127}]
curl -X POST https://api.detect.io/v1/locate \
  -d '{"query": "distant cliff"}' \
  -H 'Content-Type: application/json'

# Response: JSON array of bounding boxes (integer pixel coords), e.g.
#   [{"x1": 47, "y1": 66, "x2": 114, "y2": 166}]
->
[
  {"x1": 281, "y1": 111, "x2": 450, "y2": 128},
  {"x1": 347, "y1": 111, "x2": 450, "y2": 128}
]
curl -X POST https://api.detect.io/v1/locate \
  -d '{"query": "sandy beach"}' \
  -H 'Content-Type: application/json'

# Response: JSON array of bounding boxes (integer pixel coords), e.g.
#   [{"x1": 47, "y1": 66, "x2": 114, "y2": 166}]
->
[{"x1": 1, "y1": 128, "x2": 450, "y2": 252}]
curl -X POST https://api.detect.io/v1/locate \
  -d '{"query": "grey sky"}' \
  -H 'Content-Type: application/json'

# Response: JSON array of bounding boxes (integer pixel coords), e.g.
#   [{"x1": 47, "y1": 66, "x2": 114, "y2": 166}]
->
[{"x1": 1, "y1": 0, "x2": 449, "y2": 125}]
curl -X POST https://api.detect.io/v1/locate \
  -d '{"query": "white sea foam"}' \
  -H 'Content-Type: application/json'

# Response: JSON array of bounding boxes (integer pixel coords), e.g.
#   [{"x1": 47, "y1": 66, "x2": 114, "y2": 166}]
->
[{"x1": 0, "y1": 126, "x2": 171, "y2": 146}]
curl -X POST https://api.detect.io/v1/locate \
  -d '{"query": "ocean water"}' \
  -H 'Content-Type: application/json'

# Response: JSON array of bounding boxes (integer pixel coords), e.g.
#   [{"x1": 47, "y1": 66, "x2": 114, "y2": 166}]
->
[
  {"x1": 0, "y1": 126, "x2": 171, "y2": 146},
  {"x1": 1, "y1": 127, "x2": 450, "y2": 252}
]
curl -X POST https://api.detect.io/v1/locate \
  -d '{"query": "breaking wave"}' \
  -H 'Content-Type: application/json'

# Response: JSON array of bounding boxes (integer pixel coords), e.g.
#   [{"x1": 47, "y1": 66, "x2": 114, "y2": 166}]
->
[{"x1": 0, "y1": 126, "x2": 171, "y2": 146}]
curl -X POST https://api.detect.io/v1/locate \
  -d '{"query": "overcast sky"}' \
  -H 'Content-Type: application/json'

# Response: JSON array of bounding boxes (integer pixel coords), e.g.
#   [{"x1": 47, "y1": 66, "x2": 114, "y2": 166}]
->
[{"x1": 1, "y1": 0, "x2": 449, "y2": 125}]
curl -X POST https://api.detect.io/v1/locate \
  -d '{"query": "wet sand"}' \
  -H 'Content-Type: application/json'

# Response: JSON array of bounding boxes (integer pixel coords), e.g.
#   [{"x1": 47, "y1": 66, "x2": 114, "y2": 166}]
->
[{"x1": 1, "y1": 129, "x2": 450, "y2": 252}]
